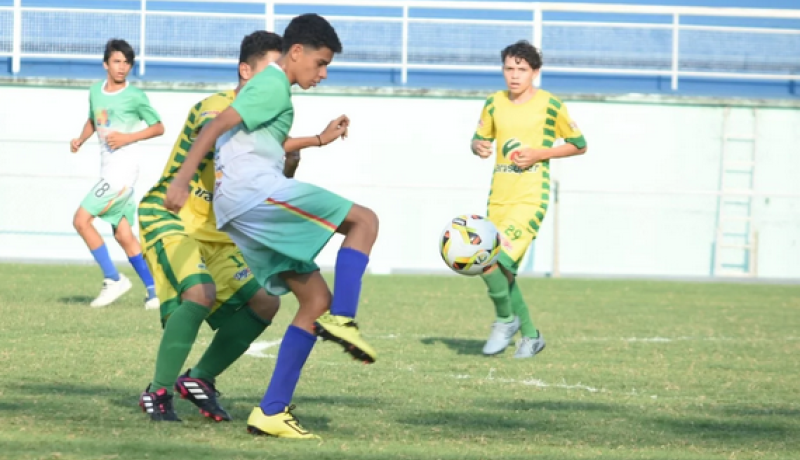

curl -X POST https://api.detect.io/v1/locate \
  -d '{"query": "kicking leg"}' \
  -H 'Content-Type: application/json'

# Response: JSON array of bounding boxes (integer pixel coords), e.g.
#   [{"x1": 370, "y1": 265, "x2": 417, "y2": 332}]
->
[
  {"x1": 480, "y1": 264, "x2": 520, "y2": 355},
  {"x1": 314, "y1": 203, "x2": 379, "y2": 362}
]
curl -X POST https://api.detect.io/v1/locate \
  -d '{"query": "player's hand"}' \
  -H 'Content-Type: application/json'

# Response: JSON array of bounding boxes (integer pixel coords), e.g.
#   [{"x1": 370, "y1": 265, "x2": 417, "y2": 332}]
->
[
  {"x1": 70, "y1": 138, "x2": 83, "y2": 153},
  {"x1": 164, "y1": 179, "x2": 189, "y2": 213},
  {"x1": 105, "y1": 131, "x2": 132, "y2": 150},
  {"x1": 319, "y1": 115, "x2": 350, "y2": 145},
  {"x1": 471, "y1": 140, "x2": 492, "y2": 158},
  {"x1": 513, "y1": 148, "x2": 548, "y2": 170}
]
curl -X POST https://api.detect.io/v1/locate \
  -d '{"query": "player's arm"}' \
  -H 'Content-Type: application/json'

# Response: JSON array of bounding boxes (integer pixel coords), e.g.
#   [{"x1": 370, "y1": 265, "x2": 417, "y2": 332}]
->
[
  {"x1": 471, "y1": 96, "x2": 496, "y2": 158},
  {"x1": 70, "y1": 118, "x2": 96, "y2": 153},
  {"x1": 165, "y1": 77, "x2": 285, "y2": 212},
  {"x1": 514, "y1": 101, "x2": 587, "y2": 169},
  {"x1": 544, "y1": 101, "x2": 587, "y2": 159},
  {"x1": 106, "y1": 92, "x2": 165, "y2": 149},
  {"x1": 165, "y1": 107, "x2": 242, "y2": 212},
  {"x1": 282, "y1": 115, "x2": 351, "y2": 152}
]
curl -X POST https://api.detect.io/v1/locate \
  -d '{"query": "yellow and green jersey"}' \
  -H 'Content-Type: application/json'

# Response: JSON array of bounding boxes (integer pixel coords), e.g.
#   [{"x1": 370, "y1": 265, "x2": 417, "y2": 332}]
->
[
  {"x1": 473, "y1": 89, "x2": 586, "y2": 206},
  {"x1": 138, "y1": 90, "x2": 236, "y2": 249}
]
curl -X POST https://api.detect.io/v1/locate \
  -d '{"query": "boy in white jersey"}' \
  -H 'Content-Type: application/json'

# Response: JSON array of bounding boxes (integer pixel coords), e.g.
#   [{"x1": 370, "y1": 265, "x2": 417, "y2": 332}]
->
[
  {"x1": 70, "y1": 39, "x2": 165, "y2": 309},
  {"x1": 165, "y1": 14, "x2": 379, "y2": 439}
]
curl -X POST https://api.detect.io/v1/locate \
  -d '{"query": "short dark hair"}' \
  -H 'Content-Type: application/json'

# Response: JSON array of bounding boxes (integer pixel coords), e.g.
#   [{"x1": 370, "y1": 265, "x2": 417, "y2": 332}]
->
[
  {"x1": 282, "y1": 13, "x2": 342, "y2": 55},
  {"x1": 501, "y1": 40, "x2": 542, "y2": 70},
  {"x1": 238, "y1": 31, "x2": 283, "y2": 78},
  {"x1": 103, "y1": 39, "x2": 135, "y2": 65}
]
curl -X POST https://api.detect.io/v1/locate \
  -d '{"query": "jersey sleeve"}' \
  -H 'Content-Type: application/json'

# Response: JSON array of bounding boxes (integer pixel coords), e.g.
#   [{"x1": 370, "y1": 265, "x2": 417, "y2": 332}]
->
[
  {"x1": 231, "y1": 73, "x2": 290, "y2": 132},
  {"x1": 472, "y1": 95, "x2": 496, "y2": 141},
  {"x1": 136, "y1": 91, "x2": 162, "y2": 126},
  {"x1": 555, "y1": 101, "x2": 587, "y2": 149}
]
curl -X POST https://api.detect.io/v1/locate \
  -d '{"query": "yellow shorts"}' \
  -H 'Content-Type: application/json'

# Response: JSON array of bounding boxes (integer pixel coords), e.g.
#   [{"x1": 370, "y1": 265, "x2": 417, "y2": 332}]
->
[
  {"x1": 487, "y1": 202, "x2": 549, "y2": 274},
  {"x1": 143, "y1": 235, "x2": 261, "y2": 329}
]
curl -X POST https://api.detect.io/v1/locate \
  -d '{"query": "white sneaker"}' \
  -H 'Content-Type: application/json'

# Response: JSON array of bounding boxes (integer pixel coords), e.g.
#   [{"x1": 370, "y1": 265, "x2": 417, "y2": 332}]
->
[
  {"x1": 514, "y1": 334, "x2": 546, "y2": 359},
  {"x1": 89, "y1": 274, "x2": 132, "y2": 308},
  {"x1": 482, "y1": 316, "x2": 520, "y2": 355},
  {"x1": 144, "y1": 296, "x2": 160, "y2": 310}
]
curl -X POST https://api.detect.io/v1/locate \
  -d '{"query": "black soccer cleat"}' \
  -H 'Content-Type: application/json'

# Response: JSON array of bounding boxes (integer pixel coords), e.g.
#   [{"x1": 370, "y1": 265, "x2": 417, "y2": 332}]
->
[
  {"x1": 174, "y1": 369, "x2": 232, "y2": 422},
  {"x1": 139, "y1": 385, "x2": 181, "y2": 422}
]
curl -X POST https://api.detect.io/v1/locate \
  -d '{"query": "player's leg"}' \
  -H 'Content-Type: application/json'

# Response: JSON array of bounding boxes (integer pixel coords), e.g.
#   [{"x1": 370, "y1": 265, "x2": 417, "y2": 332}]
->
[
  {"x1": 239, "y1": 180, "x2": 377, "y2": 362},
  {"x1": 176, "y1": 244, "x2": 280, "y2": 422},
  {"x1": 507, "y1": 204, "x2": 548, "y2": 359},
  {"x1": 138, "y1": 236, "x2": 214, "y2": 422},
  {"x1": 246, "y1": 269, "x2": 330, "y2": 440},
  {"x1": 480, "y1": 204, "x2": 520, "y2": 355},
  {"x1": 75, "y1": 181, "x2": 131, "y2": 307},
  {"x1": 112, "y1": 213, "x2": 159, "y2": 309}
]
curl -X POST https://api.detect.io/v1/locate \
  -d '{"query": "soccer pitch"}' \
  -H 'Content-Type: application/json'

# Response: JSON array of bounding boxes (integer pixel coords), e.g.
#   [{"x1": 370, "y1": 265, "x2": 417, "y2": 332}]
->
[{"x1": 1, "y1": 263, "x2": 798, "y2": 460}]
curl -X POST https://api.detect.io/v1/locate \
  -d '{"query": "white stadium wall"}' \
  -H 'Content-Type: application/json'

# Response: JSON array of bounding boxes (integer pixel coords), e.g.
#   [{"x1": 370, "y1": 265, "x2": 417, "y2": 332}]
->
[{"x1": 0, "y1": 85, "x2": 798, "y2": 279}]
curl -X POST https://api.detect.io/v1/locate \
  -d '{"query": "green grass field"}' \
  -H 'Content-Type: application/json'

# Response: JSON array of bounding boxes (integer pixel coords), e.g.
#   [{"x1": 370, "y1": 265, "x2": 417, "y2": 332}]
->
[{"x1": 1, "y1": 264, "x2": 799, "y2": 460}]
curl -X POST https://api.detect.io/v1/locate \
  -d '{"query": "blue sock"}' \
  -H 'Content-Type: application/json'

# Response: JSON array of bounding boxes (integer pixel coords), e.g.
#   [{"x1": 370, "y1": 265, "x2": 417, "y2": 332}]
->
[
  {"x1": 128, "y1": 253, "x2": 156, "y2": 299},
  {"x1": 260, "y1": 325, "x2": 316, "y2": 416},
  {"x1": 329, "y1": 247, "x2": 369, "y2": 318},
  {"x1": 90, "y1": 244, "x2": 119, "y2": 281}
]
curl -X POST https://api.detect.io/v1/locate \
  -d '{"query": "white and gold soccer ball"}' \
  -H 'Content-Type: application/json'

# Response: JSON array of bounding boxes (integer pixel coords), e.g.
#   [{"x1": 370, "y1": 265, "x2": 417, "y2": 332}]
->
[{"x1": 439, "y1": 215, "x2": 501, "y2": 276}]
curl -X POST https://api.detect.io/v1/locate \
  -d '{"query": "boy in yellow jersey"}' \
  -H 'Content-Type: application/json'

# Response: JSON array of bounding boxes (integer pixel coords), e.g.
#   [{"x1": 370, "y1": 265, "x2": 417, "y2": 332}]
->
[{"x1": 472, "y1": 40, "x2": 588, "y2": 358}]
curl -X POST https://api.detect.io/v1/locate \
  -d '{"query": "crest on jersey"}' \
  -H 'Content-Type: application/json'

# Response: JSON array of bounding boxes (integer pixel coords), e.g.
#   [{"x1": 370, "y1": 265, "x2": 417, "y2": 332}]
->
[
  {"x1": 95, "y1": 109, "x2": 111, "y2": 128},
  {"x1": 501, "y1": 138, "x2": 523, "y2": 162}
]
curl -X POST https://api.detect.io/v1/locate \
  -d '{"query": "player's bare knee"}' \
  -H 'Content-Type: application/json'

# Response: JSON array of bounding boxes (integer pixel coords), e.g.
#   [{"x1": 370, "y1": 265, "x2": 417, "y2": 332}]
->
[
  {"x1": 182, "y1": 283, "x2": 216, "y2": 309},
  {"x1": 72, "y1": 213, "x2": 91, "y2": 233},
  {"x1": 344, "y1": 204, "x2": 379, "y2": 239},
  {"x1": 247, "y1": 289, "x2": 280, "y2": 322}
]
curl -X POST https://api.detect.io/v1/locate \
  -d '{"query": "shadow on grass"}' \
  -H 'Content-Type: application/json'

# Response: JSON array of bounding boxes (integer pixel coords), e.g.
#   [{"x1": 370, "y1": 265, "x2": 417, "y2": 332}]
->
[
  {"x1": 58, "y1": 295, "x2": 94, "y2": 305},
  {"x1": 419, "y1": 337, "x2": 486, "y2": 356}
]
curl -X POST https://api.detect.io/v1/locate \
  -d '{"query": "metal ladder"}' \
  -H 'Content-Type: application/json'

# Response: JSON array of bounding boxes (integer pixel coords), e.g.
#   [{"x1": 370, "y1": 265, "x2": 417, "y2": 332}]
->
[{"x1": 713, "y1": 106, "x2": 759, "y2": 278}]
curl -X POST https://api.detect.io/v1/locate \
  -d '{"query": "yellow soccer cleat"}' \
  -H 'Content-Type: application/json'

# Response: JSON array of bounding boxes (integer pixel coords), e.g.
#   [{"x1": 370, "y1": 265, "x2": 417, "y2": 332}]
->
[
  {"x1": 314, "y1": 313, "x2": 377, "y2": 364},
  {"x1": 246, "y1": 405, "x2": 320, "y2": 439}
]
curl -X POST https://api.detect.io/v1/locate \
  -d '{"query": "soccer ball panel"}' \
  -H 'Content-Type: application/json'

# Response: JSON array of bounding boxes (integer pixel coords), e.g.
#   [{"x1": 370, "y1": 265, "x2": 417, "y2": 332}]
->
[{"x1": 439, "y1": 215, "x2": 501, "y2": 276}]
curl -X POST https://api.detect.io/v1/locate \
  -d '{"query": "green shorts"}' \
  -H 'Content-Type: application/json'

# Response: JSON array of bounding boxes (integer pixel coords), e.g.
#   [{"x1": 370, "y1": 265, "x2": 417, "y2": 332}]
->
[
  {"x1": 222, "y1": 179, "x2": 353, "y2": 296},
  {"x1": 80, "y1": 179, "x2": 136, "y2": 227}
]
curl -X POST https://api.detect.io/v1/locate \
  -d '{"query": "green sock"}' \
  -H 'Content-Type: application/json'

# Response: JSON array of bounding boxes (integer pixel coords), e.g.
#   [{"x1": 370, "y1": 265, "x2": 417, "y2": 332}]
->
[
  {"x1": 509, "y1": 281, "x2": 539, "y2": 338},
  {"x1": 481, "y1": 269, "x2": 513, "y2": 322},
  {"x1": 151, "y1": 300, "x2": 209, "y2": 392},
  {"x1": 189, "y1": 307, "x2": 271, "y2": 382}
]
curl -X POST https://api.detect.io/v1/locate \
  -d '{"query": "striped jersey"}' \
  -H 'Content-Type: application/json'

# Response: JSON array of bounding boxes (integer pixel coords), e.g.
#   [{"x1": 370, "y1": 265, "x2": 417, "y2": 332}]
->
[
  {"x1": 138, "y1": 90, "x2": 236, "y2": 248},
  {"x1": 473, "y1": 89, "x2": 586, "y2": 206}
]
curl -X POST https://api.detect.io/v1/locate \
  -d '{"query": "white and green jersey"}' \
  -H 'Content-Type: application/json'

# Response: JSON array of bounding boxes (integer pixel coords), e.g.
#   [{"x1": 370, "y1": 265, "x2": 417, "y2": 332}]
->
[
  {"x1": 213, "y1": 63, "x2": 294, "y2": 227},
  {"x1": 88, "y1": 80, "x2": 161, "y2": 187}
]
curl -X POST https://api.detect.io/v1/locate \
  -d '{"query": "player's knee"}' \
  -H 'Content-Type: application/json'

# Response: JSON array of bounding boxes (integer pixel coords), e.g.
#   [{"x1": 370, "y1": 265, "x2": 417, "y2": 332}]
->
[
  {"x1": 345, "y1": 204, "x2": 379, "y2": 238},
  {"x1": 72, "y1": 212, "x2": 91, "y2": 232},
  {"x1": 247, "y1": 289, "x2": 280, "y2": 322},
  {"x1": 182, "y1": 283, "x2": 216, "y2": 309}
]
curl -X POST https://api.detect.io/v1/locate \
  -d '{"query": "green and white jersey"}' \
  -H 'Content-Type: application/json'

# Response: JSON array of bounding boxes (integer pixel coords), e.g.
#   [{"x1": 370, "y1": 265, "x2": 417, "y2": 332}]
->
[
  {"x1": 88, "y1": 80, "x2": 161, "y2": 187},
  {"x1": 213, "y1": 64, "x2": 294, "y2": 227}
]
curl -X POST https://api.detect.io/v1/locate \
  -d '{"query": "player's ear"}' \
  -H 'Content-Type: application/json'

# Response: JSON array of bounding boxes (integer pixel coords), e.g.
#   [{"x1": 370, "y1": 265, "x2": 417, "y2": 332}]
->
[
  {"x1": 289, "y1": 43, "x2": 304, "y2": 62},
  {"x1": 238, "y1": 62, "x2": 251, "y2": 80},
  {"x1": 103, "y1": 61, "x2": 109, "y2": 71}
]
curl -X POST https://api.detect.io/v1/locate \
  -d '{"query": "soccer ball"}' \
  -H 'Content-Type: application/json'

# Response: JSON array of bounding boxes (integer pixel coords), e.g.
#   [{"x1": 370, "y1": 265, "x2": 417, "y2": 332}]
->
[{"x1": 439, "y1": 215, "x2": 501, "y2": 276}]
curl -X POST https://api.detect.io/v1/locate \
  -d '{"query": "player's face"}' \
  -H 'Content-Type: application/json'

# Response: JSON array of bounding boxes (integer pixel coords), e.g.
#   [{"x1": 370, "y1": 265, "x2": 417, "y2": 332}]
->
[
  {"x1": 288, "y1": 44, "x2": 334, "y2": 90},
  {"x1": 502, "y1": 56, "x2": 538, "y2": 94},
  {"x1": 103, "y1": 51, "x2": 132, "y2": 84}
]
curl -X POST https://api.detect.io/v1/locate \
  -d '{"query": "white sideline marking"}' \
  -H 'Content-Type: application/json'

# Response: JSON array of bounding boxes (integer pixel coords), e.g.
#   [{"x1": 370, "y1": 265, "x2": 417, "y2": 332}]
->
[{"x1": 245, "y1": 339, "x2": 282, "y2": 358}]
